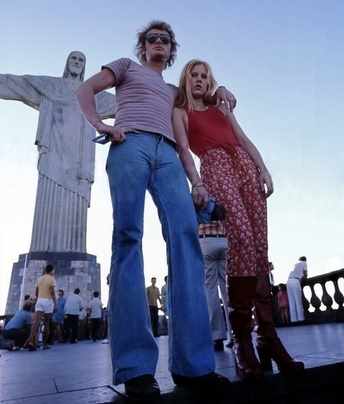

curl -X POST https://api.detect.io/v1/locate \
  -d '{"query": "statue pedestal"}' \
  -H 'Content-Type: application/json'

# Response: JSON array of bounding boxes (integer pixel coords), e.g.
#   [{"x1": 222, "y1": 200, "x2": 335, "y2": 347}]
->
[{"x1": 5, "y1": 252, "x2": 101, "y2": 315}]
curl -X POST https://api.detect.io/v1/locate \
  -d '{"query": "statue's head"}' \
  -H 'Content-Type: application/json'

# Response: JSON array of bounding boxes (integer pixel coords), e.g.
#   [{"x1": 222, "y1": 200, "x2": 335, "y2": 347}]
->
[{"x1": 63, "y1": 51, "x2": 86, "y2": 81}]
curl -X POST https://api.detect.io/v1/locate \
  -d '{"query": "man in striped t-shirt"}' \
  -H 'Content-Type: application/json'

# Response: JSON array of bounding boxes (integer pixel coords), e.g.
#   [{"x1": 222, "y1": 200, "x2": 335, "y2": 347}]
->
[{"x1": 77, "y1": 20, "x2": 236, "y2": 402}]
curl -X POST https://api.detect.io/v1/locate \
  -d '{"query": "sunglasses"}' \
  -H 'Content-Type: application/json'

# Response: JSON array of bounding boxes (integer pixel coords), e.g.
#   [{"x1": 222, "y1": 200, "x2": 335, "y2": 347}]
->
[{"x1": 145, "y1": 33, "x2": 171, "y2": 45}]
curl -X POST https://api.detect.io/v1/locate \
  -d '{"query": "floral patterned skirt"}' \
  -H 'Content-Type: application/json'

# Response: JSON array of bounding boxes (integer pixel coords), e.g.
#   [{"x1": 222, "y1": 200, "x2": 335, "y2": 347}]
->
[{"x1": 200, "y1": 147, "x2": 269, "y2": 277}]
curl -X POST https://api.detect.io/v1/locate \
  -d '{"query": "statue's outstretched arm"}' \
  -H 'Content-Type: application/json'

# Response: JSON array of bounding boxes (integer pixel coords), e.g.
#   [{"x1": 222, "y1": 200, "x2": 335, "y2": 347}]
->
[{"x1": 0, "y1": 74, "x2": 42, "y2": 109}]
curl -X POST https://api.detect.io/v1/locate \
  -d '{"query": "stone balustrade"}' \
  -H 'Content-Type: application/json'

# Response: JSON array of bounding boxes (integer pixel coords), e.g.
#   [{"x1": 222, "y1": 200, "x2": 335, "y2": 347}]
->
[{"x1": 302, "y1": 268, "x2": 344, "y2": 323}]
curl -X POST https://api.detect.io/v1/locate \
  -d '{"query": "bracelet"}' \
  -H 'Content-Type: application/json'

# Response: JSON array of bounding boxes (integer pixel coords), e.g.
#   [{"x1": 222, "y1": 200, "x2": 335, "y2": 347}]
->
[{"x1": 192, "y1": 183, "x2": 204, "y2": 189}]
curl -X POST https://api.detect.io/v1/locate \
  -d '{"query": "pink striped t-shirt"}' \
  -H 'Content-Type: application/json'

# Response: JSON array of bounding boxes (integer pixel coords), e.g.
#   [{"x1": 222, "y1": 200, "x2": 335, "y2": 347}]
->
[{"x1": 102, "y1": 58, "x2": 177, "y2": 142}]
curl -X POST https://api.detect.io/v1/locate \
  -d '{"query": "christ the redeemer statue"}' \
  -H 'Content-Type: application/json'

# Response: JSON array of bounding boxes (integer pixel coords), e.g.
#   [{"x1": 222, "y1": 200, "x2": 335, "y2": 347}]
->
[{"x1": 0, "y1": 51, "x2": 115, "y2": 253}]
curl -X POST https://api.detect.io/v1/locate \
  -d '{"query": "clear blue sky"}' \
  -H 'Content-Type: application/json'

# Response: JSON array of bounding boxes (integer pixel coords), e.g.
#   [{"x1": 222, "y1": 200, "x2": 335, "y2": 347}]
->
[{"x1": 1, "y1": 1, "x2": 343, "y2": 312}]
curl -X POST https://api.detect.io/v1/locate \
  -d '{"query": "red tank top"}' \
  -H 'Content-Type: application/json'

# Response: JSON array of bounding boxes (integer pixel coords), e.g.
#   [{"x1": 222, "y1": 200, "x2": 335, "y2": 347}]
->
[{"x1": 187, "y1": 107, "x2": 239, "y2": 157}]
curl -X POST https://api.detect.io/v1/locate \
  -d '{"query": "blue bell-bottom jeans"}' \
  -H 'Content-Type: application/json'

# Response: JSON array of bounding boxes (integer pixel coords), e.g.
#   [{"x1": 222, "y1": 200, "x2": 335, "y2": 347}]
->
[{"x1": 106, "y1": 132, "x2": 215, "y2": 385}]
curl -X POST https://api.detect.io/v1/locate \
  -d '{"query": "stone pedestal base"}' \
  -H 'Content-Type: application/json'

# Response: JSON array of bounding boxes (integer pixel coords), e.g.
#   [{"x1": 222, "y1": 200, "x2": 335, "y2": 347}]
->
[{"x1": 5, "y1": 252, "x2": 101, "y2": 315}]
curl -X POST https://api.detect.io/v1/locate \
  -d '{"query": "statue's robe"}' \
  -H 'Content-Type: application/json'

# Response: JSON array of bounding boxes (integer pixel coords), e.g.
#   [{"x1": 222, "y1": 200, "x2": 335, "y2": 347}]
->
[{"x1": 0, "y1": 74, "x2": 115, "y2": 252}]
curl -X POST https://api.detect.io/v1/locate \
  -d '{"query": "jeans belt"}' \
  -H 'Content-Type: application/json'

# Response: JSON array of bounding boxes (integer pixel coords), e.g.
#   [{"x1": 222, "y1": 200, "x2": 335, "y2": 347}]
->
[{"x1": 199, "y1": 234, "x2": 226, "y2": 238}]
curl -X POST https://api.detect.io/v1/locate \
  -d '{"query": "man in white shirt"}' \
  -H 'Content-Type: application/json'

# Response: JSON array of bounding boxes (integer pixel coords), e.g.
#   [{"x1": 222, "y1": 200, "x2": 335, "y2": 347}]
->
[
  {"x1": 287, "y1": 256, "x2": 308, "y2": 322},
  {"x1": 64, "y1": 288, "x2": 83, "y2": 343},
  {"x1": 89, "y1": 291, "x2": 102, "y2": 342}
]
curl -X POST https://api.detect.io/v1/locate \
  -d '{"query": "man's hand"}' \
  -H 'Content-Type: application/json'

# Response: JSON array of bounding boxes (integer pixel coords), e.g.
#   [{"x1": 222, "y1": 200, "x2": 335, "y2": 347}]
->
[
  {"x1": 259, "y1": 169, "x2": 274, "y2": 198},
  {"x1": 97, "y1": 123, "x2": 126, "y2": 144},
  {"x1": 192, "y1": 185, "x2": 209, "y2": 209},
  {"x1": 215, "y1": 86, "x2": 237, "y2": 112}
]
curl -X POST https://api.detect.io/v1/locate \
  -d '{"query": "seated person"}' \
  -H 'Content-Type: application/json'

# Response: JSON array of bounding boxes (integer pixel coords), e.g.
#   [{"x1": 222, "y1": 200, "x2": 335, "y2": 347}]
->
[{"x1": 3, "y1": 301, "x2": 33, "y2": 350}]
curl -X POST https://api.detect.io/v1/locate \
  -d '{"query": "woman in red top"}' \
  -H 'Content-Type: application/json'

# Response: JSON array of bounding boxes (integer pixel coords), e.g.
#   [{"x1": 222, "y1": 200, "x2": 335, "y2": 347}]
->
[{"x1": 173, "y1": 59, "x2": 304, "y2": 380}]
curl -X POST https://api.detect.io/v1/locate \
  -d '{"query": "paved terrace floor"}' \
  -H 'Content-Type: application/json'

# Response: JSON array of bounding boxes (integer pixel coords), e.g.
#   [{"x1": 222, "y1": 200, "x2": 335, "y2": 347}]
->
[{"x1": 0, "y1": 323, "x2": 344, "y2": 404}]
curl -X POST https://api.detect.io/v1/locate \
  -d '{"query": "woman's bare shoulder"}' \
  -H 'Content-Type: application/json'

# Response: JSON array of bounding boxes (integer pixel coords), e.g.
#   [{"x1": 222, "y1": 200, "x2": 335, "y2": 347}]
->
[{"x1": 173, "y1": 107, "x2": 189, "y2": 132}]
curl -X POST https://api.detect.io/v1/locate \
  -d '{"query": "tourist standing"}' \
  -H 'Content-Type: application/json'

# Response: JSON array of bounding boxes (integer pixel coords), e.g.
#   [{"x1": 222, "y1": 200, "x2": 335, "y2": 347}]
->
[
  {"x1": 199, "y1": 221, "x2": 232, "y2": 352},
  {"x1": 160, "y1": 276, "x2": 168, "y2": 333},
  {"x1": 52, "y1": 289, "x2": 66, "y2": 342},
  {"x1": 146, "y1": 278, "x2": 161, "y2": 337},
  {"x1": 77, "y1": 20, "x2": 235, "y2": 402},
  {"x1": 25, "y1": 264, "x2": 56, "y2": 350},
  {"x1": 89, "y1": 291, "x2": 103, "y2": 342},
  {"x1": 287, "y1": 257, "x2": 308, "y2": 322},
  {"x1": 64, "y1": 288, "x2": 83, "y2": 343},
  {"x1": 173, "y1": 59, "x2": 304, "y2": 379},
  {"x1": 160, "y1": 276, "x2": 168, "y2": 316}
]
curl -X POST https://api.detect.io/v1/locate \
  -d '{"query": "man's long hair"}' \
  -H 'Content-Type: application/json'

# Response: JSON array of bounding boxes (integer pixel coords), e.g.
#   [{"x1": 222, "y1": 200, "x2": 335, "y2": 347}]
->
[
  {"x1": 135, "y1": 20, "x2": 178, "y2": 68},
  {"x1": 175, "y1": 59, "x2": 217, "y2": 111}
]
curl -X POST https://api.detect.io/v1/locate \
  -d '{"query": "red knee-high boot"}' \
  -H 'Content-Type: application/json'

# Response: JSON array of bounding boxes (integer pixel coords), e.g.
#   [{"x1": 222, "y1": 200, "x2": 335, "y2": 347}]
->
[
  {"x1": 255, "y1": 275, "x2": 304, "y2": 374},
  {"x1": 228, "y1": 277, "x2": 262, "y2": 380}
]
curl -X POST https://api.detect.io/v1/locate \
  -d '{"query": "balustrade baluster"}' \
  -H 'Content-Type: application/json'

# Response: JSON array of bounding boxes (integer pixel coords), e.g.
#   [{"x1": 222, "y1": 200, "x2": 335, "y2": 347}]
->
[
  {"x1": 302, "y1": 285, "x2": 311, "y2": 314},
  {"x1": 321, "y1": 281, "x2": 333, "y2": 311},
  {"x1": 310, "y1": 283, "x2": 322, "y2": 314},
  {"x1": 333, "y1": 277, "x2": 344, "y2": 309},
  {"x1": 325, "y1": 280, "x2": 339, "y2": 310}
]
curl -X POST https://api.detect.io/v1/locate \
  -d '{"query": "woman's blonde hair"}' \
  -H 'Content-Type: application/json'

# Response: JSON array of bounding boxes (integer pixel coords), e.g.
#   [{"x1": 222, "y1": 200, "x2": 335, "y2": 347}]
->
[{"x1": 175, "y1": 59, "x2": 217, "y2": 110}]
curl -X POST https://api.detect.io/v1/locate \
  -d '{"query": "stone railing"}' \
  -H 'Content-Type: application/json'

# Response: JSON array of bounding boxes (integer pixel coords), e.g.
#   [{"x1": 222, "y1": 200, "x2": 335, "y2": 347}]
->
[{"x1": 302, "y1": 268, "x2": 344, "y2": 323}]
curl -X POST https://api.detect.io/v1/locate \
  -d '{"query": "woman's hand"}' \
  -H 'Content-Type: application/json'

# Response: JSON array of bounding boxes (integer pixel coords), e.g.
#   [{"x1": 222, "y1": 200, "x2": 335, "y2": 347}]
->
[
  {"x1": 259, "y1": 169, "x2": 274, "y2": 198},
  {"x1": 192, "y1": 185, "x2": 209, "y2": 209},
  {"x1": 215, "y1": 86, "x2": 237, "y2": 112},
  {"x1": 97, "y1": 123, "x2": 126, "y2": 144}
]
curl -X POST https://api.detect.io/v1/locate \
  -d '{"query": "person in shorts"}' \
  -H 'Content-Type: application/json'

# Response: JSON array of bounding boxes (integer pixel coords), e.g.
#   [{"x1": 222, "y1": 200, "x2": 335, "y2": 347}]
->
[{"x1": 25, "y1": 264, "x2": 56, "y2": 350}]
